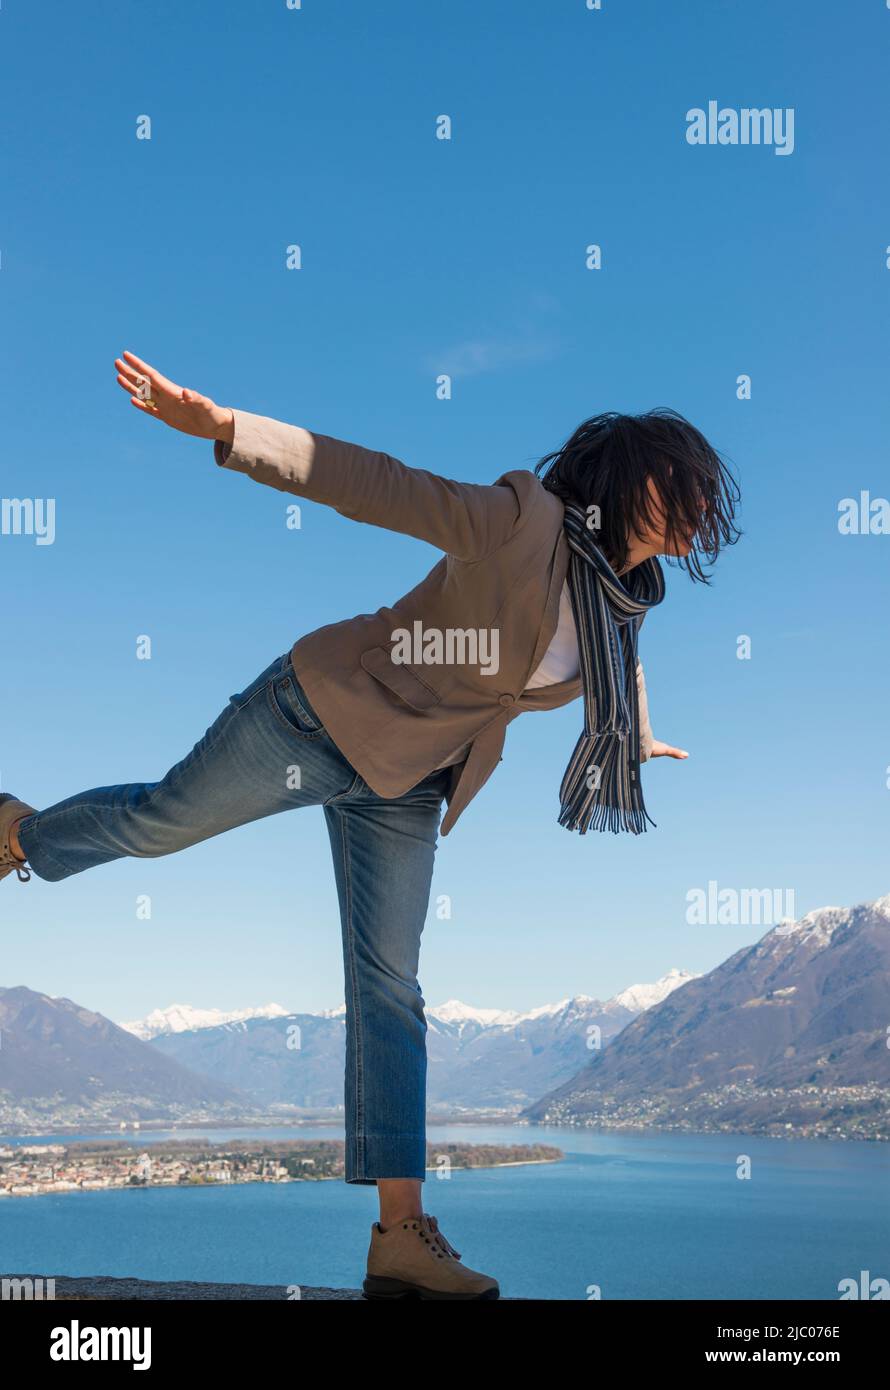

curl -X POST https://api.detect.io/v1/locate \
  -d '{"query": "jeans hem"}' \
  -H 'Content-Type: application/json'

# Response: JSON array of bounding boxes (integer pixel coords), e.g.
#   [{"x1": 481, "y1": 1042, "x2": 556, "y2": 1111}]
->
[
  {"x1": 15, "y1": 814, "x2": 75, "y2": 883},
  {"x1": 345, "y1": 1134, "x2": 428, "y2": 1185}
]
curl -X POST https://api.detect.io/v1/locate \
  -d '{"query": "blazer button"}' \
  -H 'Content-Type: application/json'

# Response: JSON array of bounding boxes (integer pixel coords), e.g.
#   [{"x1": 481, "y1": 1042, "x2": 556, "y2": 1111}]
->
[{"x1": 498, "y1": 693, "x2": 515, "y2": 707}]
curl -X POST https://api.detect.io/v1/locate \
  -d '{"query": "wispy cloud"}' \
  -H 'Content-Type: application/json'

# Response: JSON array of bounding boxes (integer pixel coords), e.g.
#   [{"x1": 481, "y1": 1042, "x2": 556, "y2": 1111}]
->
[
  {"x1": 430, "y1": 334, "x2": 559, "y2": 380},
  {"x1": 428, "y1": 296, "x2": 564, "y2": 380}
]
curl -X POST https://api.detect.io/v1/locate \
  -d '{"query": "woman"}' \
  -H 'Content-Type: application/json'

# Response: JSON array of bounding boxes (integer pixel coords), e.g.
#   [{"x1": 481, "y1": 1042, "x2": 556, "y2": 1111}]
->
[{"x1": 0, "y1": 351, "x2": 740, "y2": 1299}]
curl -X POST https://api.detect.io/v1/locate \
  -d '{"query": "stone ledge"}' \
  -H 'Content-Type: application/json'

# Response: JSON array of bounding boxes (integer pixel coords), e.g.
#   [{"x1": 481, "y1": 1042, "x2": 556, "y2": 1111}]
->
[
  {"x1": 7, "y1": 1276, "x2": 362, "y2": 1301},
  {"x1": 8, "y1": 1275, "x2": 526, "y2": 1301}
]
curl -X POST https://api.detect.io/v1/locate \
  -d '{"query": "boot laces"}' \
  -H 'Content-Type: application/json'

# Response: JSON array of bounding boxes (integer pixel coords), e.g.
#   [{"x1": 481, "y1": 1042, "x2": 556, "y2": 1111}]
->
[
  {"x1": 423, "y1": 1213, "x2": 461, "y2": 1261},
  {"x1": 1, "y1": 850, "x2": 31, "y2": 883}
]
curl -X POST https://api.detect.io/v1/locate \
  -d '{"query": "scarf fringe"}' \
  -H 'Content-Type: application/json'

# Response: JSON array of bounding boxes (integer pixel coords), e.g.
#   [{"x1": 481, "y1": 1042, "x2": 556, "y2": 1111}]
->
[
  {"x1": 558, "y1": 796, "x2": 657, "y2": 836},
  {"x1": 559, "y1": 733, "x2": 658, "y2": 835}
]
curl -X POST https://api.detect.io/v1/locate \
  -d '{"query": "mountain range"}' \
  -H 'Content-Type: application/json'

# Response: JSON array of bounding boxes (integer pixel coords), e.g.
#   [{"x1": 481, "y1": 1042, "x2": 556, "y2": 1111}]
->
[
  {"x1": 523, "y1": 895, "x2": 890, "y2": 1138},
  {"x1": 0, "y1": 971, "x2": 691, "y2": 1129},
  {"x1": 127, "y1": 970, "x2": 695, "y2": 1114},
  {"x1": 2, "y1": 893, "x2": 888, "y2": 1138},
  {"x1": 122, "y1": 971, "x2": 692, "y2": 1043}
]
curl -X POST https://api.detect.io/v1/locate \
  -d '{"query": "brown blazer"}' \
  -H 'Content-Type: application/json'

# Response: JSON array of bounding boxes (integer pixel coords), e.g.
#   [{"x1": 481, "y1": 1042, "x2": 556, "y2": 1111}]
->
[{"x1": 215, "y1": 410, "x2": 654, "y2": 835}]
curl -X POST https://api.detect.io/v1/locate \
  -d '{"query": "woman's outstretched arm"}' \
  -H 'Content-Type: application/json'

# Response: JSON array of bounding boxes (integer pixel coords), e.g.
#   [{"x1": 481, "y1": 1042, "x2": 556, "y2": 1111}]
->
[{"x1": 114, "y1": 351, "x2": 529, "y2": 561}]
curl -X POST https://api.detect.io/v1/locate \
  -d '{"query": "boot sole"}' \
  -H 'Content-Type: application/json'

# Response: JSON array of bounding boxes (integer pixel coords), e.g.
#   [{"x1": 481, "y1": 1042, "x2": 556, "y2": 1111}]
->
[{"x1": 362, "y1": 1275, "x2": 499, "y2": 1301}]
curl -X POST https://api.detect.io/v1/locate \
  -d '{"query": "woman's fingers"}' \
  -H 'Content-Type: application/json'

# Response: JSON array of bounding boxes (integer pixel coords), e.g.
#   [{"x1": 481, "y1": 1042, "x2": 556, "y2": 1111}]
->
[
  {"x1": 116, "y1": 353, "x2": 184, "y2": 411},
  {"x1": 651, "y1": 740, "x2": 689, "y2": 759},
  {"x1": 120, "y1": 349, "x2": 159, "y2": 379},
  {"x1": 121, "y1": 350, "x2": 179, "y2": 398},
  {"x1": 129, "y1": 396, "x2": 161, "y2": 419},
  {"x1": 116, "y1": 372, "x2": 158, "y2": 409},
  {"x1": 114, "y1": 358, "x2": 150, "y2": 390},
  {"x1": 116, "y1": 370, "x2": 146, "y2": 397}
]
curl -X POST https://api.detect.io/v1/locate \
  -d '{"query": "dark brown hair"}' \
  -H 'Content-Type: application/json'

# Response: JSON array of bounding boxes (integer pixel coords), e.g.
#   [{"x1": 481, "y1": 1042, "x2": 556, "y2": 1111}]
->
[{"x1": 535, "y1": 408, "x2": 741, "y2": 582}]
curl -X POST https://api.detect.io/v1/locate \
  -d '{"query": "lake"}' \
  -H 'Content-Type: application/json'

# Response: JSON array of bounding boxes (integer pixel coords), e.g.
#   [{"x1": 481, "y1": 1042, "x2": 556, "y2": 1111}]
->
[{"x1": 2, "y1": 1123, "x2": 887, "y2": 1300}]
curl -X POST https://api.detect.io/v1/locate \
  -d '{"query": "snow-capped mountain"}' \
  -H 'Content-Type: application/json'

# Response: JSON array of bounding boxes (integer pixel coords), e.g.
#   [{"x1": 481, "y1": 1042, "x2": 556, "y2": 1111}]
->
[
  {"x1": 429, "y1": 999, "x2": 523, "y2": 1030},
  {"x1": 138, "y1": 971, "x2": 696, "y2": 1112},
  {"x1": 122, "y1": 1002, "x2": 290, "y2": 1042},
  {"x1": 424, "y1": 973, "x2": 696, "y2": 1045},
  {"x1": 525, "y1": 893, "x2": 890, "y2": 1136},
  {"x1": 123, "y1": 972, "x2": 694, "y2": 1045},
  {"x1": 611, "y1": 968, "x2": 695, "y2": 1014},
  {"x1": 415, "y1": 976, "x2": 698, "y2": 1034}
]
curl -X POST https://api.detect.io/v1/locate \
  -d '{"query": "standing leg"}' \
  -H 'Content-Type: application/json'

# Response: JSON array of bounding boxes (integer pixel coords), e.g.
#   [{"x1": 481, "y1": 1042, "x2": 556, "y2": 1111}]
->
[
  {"x1": 323, "y1": 766, "x2": 450, "y2": 1189},
  {"x1": 327, "y1": 772, "x2": 501, "y2": 1300}
]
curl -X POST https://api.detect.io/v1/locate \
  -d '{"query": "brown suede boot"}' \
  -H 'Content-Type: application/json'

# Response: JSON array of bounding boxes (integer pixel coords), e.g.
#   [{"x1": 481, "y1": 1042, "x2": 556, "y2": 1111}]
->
[
  {"x1": 363, "y1": 1212, "x2": 500, "y2": 1300},
  {"x1": 0, "y1": 795, "x2": 34, "y2": 883}
]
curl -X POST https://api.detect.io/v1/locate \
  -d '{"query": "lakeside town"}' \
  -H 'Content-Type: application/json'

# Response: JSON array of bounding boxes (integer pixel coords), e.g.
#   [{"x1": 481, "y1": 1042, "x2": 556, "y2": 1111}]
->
[
  {"x1": 531, "y1": 1082, "x2": 890, "y2": 1142},
  {"x1": 0, "y1": 1139, "x2": 564, "y2": 1197}
]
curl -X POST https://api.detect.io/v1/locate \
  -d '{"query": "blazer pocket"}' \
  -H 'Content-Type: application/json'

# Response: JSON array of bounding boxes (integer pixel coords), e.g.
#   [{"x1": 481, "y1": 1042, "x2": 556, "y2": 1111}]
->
[{"x1": 360, "y1": 645, "x2": 442, "y2": 712}]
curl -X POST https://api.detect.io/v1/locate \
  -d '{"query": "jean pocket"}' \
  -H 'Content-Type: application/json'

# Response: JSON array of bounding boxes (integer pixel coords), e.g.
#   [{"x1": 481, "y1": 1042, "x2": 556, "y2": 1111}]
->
[
  {"x1": 268, "y1": 672, "x2": 325, "y2": 737},
  {"x1": 231, "y1": 654, "x2": 291, "y2": 710}
]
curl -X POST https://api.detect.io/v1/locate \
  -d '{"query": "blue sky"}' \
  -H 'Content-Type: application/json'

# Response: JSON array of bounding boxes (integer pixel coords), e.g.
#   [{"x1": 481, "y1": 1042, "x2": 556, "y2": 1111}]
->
[{"x1": 2, "y1": 0, "x2": 888, "y2": 1023}]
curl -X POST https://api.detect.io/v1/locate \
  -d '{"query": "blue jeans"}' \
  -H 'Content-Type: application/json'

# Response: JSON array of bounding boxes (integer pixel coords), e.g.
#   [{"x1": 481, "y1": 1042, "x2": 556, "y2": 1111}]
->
[{"x1": 17, "y1": 653, "x2": 453, "y2": 1185}]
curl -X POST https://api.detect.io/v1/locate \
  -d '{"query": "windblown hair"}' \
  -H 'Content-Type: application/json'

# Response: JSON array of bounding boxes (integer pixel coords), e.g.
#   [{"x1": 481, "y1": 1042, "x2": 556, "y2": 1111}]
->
[{"x1": 535, "y1": 408, "x2": 741, "y2": 582}]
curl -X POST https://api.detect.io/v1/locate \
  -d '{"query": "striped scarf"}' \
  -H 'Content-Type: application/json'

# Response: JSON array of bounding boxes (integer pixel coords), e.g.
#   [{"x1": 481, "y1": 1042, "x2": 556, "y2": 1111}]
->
[{"x1": 559, "y1": 504, "x2": 666, "y2": 834}]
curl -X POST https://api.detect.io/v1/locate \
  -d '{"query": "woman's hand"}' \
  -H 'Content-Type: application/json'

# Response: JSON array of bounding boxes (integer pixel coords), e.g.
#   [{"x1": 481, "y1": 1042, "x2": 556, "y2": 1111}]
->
[
  {"x1": 114, "y1": 350, "x2": 235, "y2": 444},
  {"x1": 649, "y1": 740, "x2": 689, "y2": 759}
]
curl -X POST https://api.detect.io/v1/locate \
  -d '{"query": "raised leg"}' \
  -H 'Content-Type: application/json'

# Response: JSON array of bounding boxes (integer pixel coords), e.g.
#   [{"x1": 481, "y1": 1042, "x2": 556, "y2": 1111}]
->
[{"x1": 15, "y1": 654, "x2": 354, "y2": 881}]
